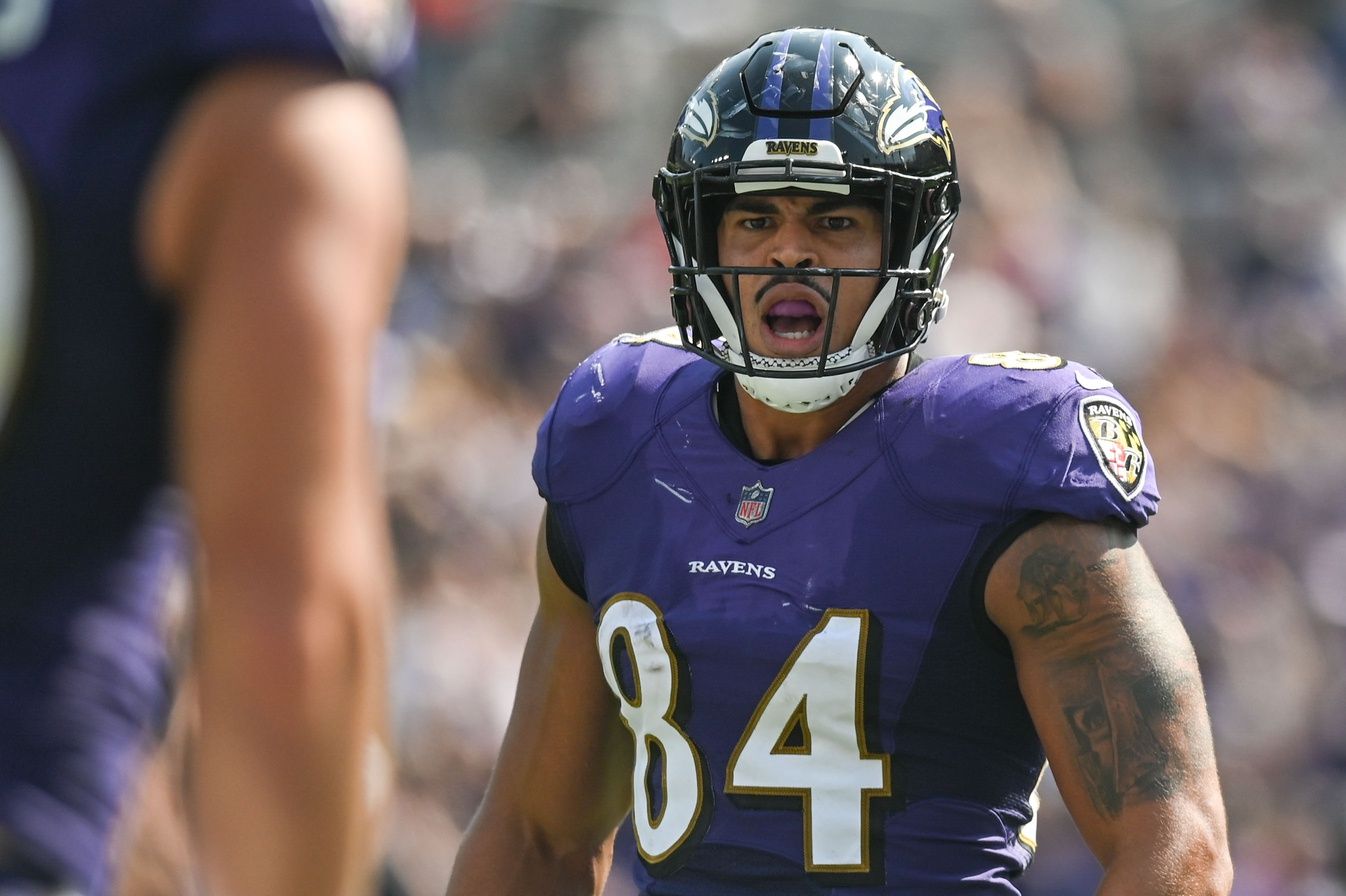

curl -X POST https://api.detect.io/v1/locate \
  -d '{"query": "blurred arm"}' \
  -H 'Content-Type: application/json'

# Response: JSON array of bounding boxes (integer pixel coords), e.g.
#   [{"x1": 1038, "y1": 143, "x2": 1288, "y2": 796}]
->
[
  {"x1": 445, "y1": 515, "x2": 633, "y2": 896},
  {"x1": 985, "y1": 515, "x2": 1232, "y2": 896},
  {"x1": 141, "y1": 61, "x2": 407, "y2": 896}
]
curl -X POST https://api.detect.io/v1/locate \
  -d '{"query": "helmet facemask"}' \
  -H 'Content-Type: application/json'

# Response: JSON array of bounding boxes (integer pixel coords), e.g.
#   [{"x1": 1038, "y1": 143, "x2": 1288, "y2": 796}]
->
[{"x1": 655, "y1": 155, "x2": 957, "y2": 413}]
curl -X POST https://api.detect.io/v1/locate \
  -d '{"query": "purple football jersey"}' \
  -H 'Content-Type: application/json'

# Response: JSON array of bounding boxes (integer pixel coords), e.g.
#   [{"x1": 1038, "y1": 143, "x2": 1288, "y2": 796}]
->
[
  {"x1": 0, "y1": 2, "x2": 410, "y2": 891},
  {"x1": 533, "y1": 335, "x2": 1159, "y2": 895}
]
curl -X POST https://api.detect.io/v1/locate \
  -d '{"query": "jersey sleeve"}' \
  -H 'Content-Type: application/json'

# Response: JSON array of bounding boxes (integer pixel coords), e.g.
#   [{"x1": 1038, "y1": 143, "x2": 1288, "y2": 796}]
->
[
  {"x1": 893, "y1": 354, "x2": 1159, "y2": 528},
  {"x1": 178, "y1": 0, "x2": 414, "y2": 86},
  {"x1": 1009, "y1": 370, "x2": 1159, "y2": 527},
  {"x1": 533, "y1": 332, "x2": 699, "y2": 504}
]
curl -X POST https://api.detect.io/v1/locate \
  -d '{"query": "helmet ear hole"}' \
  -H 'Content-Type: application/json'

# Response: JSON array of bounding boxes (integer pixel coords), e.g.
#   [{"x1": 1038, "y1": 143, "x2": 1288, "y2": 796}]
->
[
  {"x1": 896, "y1": 298, "x2": 923, "y2": 346},
  {"x1": 889, "y1": 296, "x2": 929, "y2": 351},
  {"x1": 923, "y1": 182, "x2": 953, "y2": 218}
]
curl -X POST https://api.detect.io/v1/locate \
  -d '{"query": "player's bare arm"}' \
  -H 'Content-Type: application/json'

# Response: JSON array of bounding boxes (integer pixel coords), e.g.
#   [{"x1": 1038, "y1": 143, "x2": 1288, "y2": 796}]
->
[
  {"x1": 142, "y1": 61, "x2": 406, "y2": 896},
  {"x1": 986, "y1": 515, "x2": 1232, "y2": 895},
  {"x1": 445, "y1": 515, "x2": 633, "y2": 896}
]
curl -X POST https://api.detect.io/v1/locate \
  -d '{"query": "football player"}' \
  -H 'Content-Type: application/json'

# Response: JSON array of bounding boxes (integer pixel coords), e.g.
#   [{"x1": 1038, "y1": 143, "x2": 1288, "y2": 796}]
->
[
  {"x1": 446, "y1": 26, "x2": 1231, "y2": 895},
  {"x1": 0, "y1": 2, "x2": 410, "y2": 894}
]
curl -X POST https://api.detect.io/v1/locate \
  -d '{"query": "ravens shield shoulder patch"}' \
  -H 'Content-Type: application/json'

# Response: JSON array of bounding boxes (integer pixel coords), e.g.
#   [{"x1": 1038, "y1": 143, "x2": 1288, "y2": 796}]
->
[{"x1": 1078, "y1": 396, "x2": 1148, "y2": 501}]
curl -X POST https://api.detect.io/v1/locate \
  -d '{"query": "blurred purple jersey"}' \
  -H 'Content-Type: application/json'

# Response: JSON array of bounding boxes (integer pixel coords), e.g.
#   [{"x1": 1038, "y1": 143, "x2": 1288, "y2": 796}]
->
[
  {"x1": 0, "y1": 1, "x2": 409, "y2": 892},
  {"x1": 534, "y1": 334, "x2": 1158, "y2": 894}
]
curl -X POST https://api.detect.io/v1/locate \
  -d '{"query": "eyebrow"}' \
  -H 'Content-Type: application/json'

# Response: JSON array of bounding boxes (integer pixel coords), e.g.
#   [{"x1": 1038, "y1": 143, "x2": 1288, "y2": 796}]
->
[{"x1": 723, "y1": 196, "x2": 873, "y2": 216}]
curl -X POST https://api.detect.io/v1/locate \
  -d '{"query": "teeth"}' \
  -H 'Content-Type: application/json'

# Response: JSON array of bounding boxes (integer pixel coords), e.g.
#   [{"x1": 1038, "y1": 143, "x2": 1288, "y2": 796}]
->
[{"x1": 767, "y1": 314, "x2": 820, "y2": 341}]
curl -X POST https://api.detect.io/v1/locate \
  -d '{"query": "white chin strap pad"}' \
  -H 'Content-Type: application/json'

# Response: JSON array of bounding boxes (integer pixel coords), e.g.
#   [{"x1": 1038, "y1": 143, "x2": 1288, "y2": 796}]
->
[
  {"x1": 726, "y1": 343, "x2": 878, "y2": 413},
  {"x1": 736, "y1": 368, "x2": 861, "y2": 413}
]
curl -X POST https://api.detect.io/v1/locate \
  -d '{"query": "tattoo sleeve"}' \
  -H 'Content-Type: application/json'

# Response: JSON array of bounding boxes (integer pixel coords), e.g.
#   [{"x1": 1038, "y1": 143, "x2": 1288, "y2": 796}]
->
[
  {"x1": 1053, "y1": 645, "x2": 1183, "y2": 816},
  {"x1": 1009, "y1": 526, "x2": 1207, "y2": 820}
]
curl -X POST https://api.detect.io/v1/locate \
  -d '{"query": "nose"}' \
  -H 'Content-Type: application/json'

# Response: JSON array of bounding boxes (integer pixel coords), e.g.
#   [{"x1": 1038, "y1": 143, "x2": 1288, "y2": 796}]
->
[{"x1": 767, "y1": 217, "x2": 815, "y2": 269}]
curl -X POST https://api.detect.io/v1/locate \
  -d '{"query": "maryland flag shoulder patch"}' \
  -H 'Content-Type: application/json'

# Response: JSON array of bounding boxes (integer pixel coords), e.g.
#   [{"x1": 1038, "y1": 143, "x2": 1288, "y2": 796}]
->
[{"x1": 1078, "y1": 396, "x2": 1148, "y2": 501}]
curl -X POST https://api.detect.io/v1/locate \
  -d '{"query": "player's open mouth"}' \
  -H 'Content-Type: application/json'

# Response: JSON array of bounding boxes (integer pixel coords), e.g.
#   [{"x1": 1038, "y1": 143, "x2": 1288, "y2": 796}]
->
[
  {"x1": 745, "y1": 275, "x2": 836, "y2": 357},
  {"x1": 759, "y1": 296, "x2": 827, "y2": 355},
  {"x1": 765, "y1": 299, "x2": 823, "y2": 340}
]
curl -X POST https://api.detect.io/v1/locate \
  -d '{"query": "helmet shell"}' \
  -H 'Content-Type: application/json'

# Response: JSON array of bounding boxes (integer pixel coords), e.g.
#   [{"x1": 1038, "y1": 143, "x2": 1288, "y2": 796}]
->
[{"x1": 669, "y1": 28, "x2": 956, "y2": 184}]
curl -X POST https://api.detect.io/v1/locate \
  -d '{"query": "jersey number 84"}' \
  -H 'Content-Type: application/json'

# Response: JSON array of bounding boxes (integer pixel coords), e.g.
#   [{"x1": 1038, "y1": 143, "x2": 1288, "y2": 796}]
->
[{"x1": 597, "y1": 594, "x2": 891, "y2": 873}]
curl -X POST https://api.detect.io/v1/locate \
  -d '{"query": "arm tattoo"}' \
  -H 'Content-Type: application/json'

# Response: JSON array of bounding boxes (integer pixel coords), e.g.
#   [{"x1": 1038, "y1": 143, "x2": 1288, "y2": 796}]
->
[
  {"x1": 1010, "y1": 530, "x2": 1199, "y2": 819},
  {"x1": 1056, "y1": 650, "x2": 1184, "y2": 818},
  {"x1": 1016, "y1": 545, "x2": 1089, "y2": 635}
]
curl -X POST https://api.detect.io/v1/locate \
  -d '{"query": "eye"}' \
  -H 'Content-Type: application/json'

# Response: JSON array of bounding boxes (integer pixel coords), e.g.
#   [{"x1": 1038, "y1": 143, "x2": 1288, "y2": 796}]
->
[
  {"x1": 818, "y1": 215, "x2": 855, "y2": 231},
  {"x1": 740, "y1": 216, "x2": 771, "y2": 231}
]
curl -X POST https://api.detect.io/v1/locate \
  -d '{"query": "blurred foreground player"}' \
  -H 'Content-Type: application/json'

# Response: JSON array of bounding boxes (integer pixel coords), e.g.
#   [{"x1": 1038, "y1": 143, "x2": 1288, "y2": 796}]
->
[
  {"x1": 448, "y1": 27, "x2": 1232, "y2": 895},
  {"x1": 0, "y1": 2, "x2": 411, "y2": 894}
]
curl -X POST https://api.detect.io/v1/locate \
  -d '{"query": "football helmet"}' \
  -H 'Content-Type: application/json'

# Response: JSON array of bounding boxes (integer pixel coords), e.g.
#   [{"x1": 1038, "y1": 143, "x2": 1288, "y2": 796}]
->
[{"x1": 654, "y1": 27, "x2": 960, "y2": 412}]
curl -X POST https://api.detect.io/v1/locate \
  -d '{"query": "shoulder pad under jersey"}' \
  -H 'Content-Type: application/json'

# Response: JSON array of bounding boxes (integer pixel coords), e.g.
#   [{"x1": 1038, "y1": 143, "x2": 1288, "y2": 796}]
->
[
  {"x1": 885, "y1": 352, "x2": 1159, "y2": 526},
  {"x1": 533, "y1": 330, "x2": 708, "y2": 504}
]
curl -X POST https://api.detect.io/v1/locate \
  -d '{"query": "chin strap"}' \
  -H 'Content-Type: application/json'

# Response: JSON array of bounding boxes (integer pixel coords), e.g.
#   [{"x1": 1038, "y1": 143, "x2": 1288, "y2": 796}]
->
[{"x1": 722, "y1": 343, "x2": 877, "y2": 413}]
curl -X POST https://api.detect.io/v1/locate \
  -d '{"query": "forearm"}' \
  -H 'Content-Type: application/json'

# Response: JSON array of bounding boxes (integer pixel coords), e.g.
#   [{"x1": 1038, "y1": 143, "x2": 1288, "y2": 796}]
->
[
  {"x1": 191, "y1": 540, "x2": 392, "y2": 896},
  {"x1": 446, "y1": 525, "x2": 631, "y2": 896},
  {"x1": 447, "y1": 810, "x2": 613, "y2": 896},
  {"x1": 1095, "y1": 820, "x2": 1233, "y2": 896},
  {"x1": 184, "y1": 352, "x2": 394, "y2": 896},
  {"x1": 1098, "y1": 864, "x2": 1230, "y2": 896}
]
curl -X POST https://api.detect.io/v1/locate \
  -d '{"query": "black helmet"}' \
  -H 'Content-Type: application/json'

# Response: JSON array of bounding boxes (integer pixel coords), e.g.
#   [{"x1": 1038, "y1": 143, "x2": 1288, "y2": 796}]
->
[{"x1": 654, "y1": 27, "x2": 960, "y2": 412}]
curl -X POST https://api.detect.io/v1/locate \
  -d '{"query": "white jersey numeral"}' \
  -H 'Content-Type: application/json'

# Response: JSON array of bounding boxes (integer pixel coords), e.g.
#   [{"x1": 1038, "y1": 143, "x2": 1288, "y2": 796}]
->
[
  {"x1": 726, "y1": 610, "x2": 889, "y2": 871},
  {"x1": 596, "y1": 599, "x2": 891, "y2": 872},
  {"x1": 0, "y1": 130, "x2": 35, "y2": 435},
  {"x1": 596, "y1": 593, "x2": 706, "y2": 863}
]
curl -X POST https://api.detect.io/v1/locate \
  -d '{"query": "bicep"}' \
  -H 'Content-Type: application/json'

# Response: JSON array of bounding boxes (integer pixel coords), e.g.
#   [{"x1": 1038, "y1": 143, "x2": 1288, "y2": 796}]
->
[
  {"x1": 985, "y1": 516, "x2": 1223, "y2": 863},
  {"x1": 473, "y1": 517, "x2": 632, "y2": 851},
  {"x1": 143, "y1": 61, "x2": 406, "y2": 306},
  {"x1": 143, "y1": 63, "x2": 406, "y2": 561}
]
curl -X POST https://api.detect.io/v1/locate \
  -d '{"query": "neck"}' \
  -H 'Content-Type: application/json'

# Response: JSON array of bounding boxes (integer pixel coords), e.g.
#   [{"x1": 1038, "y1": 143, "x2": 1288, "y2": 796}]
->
[{"x1": 735, "y1": 356, "x2": 907, "y2": 462}]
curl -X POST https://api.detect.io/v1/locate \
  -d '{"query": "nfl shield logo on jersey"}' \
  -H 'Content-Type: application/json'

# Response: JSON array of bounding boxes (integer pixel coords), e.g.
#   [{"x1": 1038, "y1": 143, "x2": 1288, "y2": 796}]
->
[{"x1": 735, "y1": 481, "x2": 774, "y2": 528}]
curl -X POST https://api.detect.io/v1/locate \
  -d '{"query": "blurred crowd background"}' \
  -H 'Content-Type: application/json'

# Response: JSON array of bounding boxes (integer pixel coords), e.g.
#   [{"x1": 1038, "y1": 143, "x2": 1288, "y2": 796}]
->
[
  {"x1": 386, "y1": 0, "x2": 1346, "y2": 893},
  {"x1": 120, "y1": 0, "x2": 1346, "y2": 893}
]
